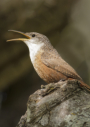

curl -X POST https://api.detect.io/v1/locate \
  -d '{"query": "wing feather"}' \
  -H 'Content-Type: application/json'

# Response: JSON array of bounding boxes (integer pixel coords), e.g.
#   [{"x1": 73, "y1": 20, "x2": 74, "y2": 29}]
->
[{"x1": 41, "y1": 50, "x2": 82, "y2": 80}]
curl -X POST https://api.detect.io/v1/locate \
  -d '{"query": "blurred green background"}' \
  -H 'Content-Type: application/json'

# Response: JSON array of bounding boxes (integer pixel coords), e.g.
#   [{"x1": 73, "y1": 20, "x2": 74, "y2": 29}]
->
[{"x1": 0, "y1": 0, "x2": 90, "y2": 127}]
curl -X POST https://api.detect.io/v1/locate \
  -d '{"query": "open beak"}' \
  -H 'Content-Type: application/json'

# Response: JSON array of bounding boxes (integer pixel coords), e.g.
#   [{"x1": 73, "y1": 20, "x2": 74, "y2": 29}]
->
[{"x1": 7, "y1": 30, "x2": 30, "y2": 42}]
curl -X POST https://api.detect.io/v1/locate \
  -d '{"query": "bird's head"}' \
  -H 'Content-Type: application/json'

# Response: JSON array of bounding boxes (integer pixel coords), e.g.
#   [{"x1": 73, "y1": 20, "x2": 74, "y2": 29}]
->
[
  {"x1": 7, "y1": 30, "x2": 50, "y2": 48},
  {"x1": 7, "y1": 30, "x2": 52, "y2": 63}
]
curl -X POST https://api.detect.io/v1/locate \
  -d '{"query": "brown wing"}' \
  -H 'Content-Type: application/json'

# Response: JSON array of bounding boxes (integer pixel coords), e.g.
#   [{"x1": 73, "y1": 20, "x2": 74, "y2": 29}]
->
[{"x1": 41, "y1": 50, "x2": 82, "y2": 80}]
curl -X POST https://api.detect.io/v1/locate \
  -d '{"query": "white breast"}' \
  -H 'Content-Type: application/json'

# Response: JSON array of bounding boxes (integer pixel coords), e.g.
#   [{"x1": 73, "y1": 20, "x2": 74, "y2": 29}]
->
[{"x1": 27, "y1": 42, "x2": 44, "y2": 63}]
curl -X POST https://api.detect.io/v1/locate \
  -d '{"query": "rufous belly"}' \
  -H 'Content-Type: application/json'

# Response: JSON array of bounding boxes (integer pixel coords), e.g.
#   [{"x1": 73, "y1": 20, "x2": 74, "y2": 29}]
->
[{"x1": 33, "y1": 53, "x2": 67, "y2": 83}]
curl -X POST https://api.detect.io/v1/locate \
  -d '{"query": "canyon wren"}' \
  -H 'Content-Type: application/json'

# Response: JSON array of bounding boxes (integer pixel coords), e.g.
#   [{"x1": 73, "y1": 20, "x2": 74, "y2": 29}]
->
[{"x1": 7, "y1": 30, "x2": 90, "y2": 92}]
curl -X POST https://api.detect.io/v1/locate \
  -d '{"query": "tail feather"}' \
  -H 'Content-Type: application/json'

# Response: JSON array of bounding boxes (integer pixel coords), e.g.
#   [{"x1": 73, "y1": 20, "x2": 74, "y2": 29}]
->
[{"x1": 79, "y1": 80, "x2": 90, "y2": 92}]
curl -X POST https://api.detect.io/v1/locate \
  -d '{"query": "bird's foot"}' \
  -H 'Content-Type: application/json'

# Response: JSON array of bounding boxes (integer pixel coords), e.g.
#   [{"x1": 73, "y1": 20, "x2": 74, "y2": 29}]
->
[{"x1": 59, "y1": 79, "x2": 66, "y2": 82}]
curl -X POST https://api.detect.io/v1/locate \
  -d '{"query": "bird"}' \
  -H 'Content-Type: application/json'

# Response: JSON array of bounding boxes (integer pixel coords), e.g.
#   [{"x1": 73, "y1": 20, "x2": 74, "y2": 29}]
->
[{"x1": 7, "y1": 30, "x2": 90, "y2": 92}]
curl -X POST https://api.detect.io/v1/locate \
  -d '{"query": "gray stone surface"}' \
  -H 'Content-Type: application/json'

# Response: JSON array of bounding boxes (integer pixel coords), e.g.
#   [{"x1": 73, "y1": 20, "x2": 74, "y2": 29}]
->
[{"x1": 16, "y1": 80, "x2": 90, "y2": 127}]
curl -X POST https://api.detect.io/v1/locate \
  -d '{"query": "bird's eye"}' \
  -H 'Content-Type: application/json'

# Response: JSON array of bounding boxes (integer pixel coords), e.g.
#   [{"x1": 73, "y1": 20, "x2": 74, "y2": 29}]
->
[{"x1": 32, "y1": 34, "x2": 35, "y2": 37}]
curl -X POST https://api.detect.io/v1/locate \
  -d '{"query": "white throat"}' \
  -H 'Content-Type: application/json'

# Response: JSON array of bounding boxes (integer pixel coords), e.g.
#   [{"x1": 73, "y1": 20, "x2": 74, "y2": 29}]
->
[{"x1": 25, "y1": 40, "x2": 44, "y2": 63}]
